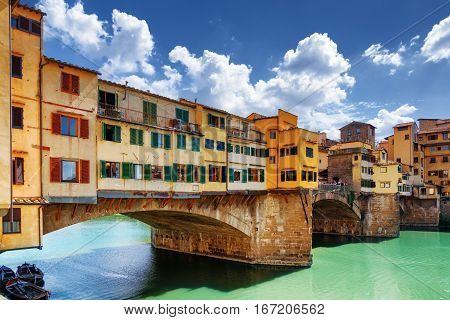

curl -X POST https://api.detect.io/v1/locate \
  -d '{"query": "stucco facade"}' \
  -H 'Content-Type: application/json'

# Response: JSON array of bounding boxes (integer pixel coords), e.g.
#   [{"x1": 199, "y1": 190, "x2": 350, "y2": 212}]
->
[
  {"x1": 0, "y1": 0, "x2": 11, "y2": 214},
  {"x1": 97, "y1": 82, "x2": 204, "y2": 196},
  {"x1": 226, "y1": 115, "x2": 266, "y2": 192},
  {"x1": 1, "y1": 3, "x2": 45, "y2": 252},
  {"x1": 41, "y1": 57, "x2": 99, "y2": 203},
  {"x1": 249, "y1": 109, "x2": 319, "y2": 190},
  {"x1": 373, "y1": 162, "x2": 399, "y2": 194}
]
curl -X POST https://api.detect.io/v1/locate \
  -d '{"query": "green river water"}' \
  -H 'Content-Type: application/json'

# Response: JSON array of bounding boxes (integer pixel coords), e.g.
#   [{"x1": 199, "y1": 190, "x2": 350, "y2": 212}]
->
[{"x1": 0, "y1": 215, "x2": 449, "y2": 299}]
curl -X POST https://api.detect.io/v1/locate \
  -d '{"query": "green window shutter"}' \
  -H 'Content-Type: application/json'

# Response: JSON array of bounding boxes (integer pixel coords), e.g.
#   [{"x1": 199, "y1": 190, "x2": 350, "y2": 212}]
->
[
  {"x1": 200, "y1": 166, "x2": 206, "y2": 184},
  {"x1": 248, "y1": 168, "x2": 252, "y2": 182},
  {"x1": 143, "y1": 101, "x2": 150, "y2": 124},
  {"x1": 227, "y1": 143, "x2": 233, "y2": 153},
  {"x1": 251, "y1": 148, "x2": 255, "y2": 156},
  {"x1": 186, "y1": 164, "x2": 194, "y2": 183},
  {"x1": 242, "y1": 169, "x2": 247, "y2": 183},
  {"x1": 151, "y1": 132, "x2": 158, "y2": 148},
  {"x1": 244, "y1": 146, "x2": 250, "y2": 155},
  {"x1": 177, "y1": 134, "x2": 186, "y2": 149},
  {"x1": 138, "y1": 130, "x2": 144, "y2": 146},
  {"x1": 176, "y1": 108, "x2": 183, "y2": 122},
  {"x1": 219, "y1": 117, "x2": 225, "y2": 129},
  {"x1": 192, "y1": 137, "x2": 200, "y2": 152},
  {"x1": 229, "y1": 168, "x2": 234, "y2": 183},
  {"x1": 130, "y1": 128, "x2": 137, "y2": 145},
  {"x1": 221, "y1": 166, "x2": 227, "y2": 183},
  {"x1": 172, "y1": 163, "x2": 178, "y2": 182},
  {"x1": 144, "y1": 164, "x2": 151, "y2": 180},
  {"x1": 122, "y1": 162, "x2": 131, "y2": 179},
  {"x1": 260, "y1": 169, "x2": 265, "y2": 182},
  {"x1": 102, "y1": 123, "x2": 106, "y2": 140},
  {"x1": 100, "y1": 160, "x2": 106, "y2": 178},
  {"x1": 164, "y1": 166, "x2": 172, "y2": 182},
  {"x1": 164, "y1": 134, "x2": 171, "y2": 149},
  {"x1": 114, "y1": 125, "x2": 121, "y2": 142},
  {"x1": 235, "y1": 145, "x2": 240, "y2": 154}
]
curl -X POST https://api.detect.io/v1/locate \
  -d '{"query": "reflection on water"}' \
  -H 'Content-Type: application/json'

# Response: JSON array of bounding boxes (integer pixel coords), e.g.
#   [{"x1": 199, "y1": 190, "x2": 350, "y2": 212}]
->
[{"x1": 0, "y1": 215, "x2": 449, "y2": 300}]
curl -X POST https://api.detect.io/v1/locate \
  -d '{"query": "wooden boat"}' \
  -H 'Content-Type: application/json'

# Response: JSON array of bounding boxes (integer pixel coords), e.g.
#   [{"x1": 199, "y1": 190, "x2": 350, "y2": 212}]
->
[
  {"x1": 0, "y1": 266, "x2": 17, "y2": 290},
  {"x1": 17, "y1": 263, "x2": 45, "y2": 287},
  {"x1": 4, "y1": 279, "x2": 50, "y2": 300}
]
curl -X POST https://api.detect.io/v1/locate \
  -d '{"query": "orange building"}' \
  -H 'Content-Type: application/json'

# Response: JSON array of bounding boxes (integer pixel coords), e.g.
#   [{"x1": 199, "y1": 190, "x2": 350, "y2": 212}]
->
[{"x1": 248, "y1": 109, "x2": 319, "y2": 190}]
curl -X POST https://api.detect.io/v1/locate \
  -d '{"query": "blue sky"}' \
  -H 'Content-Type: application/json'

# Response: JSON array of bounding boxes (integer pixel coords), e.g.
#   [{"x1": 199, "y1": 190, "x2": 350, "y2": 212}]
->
[{"x1": 25, "y1": 0, "x2": 450, "y2": 139}]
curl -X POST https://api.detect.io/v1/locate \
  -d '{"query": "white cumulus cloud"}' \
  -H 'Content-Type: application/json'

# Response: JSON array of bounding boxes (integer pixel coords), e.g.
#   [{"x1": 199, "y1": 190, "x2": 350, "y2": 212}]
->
[
  {"x1": 170, "y1": 33, "x2": 355, "y2": 121},
  {"x1": 368, "y1": 104, "x2": 418, "y2": 139},
  {"x1": 37, "y1": 0, "x2": 155, "y2": 78},
  {"x1": 363, "y1": 43, "x2": 404, "y2": 67},
  {"x1": 421, "y1": 15, "x2": 450, "y2": 62}
]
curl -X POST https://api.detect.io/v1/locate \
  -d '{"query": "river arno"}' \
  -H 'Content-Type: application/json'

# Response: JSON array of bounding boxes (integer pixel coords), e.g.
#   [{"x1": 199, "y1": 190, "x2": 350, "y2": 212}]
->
[{"x1": 0, "y1": 215, "x2": 449, "y2": 300}]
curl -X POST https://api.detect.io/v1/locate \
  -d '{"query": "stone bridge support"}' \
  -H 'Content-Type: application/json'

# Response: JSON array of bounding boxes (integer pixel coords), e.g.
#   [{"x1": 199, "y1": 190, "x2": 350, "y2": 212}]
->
[
  {"x1": 399, "y1": 196, "x2": 440, "y2": 227},
  {"x1": 42, "y1": 191, "x2": 313, "y2": 267},
  {"x1": 313, "y1": 192, "x2": 400, "y2": 237}
]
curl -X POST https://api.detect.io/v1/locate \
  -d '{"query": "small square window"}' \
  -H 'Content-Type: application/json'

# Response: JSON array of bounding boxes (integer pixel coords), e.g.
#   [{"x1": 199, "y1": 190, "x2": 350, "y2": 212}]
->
[{"x1": 62, "y1": 160, "x2": 78, "y2": 183}]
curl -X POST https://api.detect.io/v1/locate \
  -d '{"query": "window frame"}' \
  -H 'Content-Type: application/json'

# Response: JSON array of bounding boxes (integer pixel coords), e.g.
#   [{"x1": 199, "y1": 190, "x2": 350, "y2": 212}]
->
[
  {"x1": 11, "y1": 55, "x2": 22, "y2": 79},
  {"x1": 12, "y1": 157, "x2": 24, "y2": 185},
  {"x1": 61, "y1": 159, "x2": 78, "y2": 183},
  {"x1": 61, "y1": 72, "x2": 80, "y2": 95},
  {"x1": 12, "y1": 106, "x2": 23, "y2": 129},
  {"x1": 2, "y1": 208, "x2": 21, "y2": 234}
]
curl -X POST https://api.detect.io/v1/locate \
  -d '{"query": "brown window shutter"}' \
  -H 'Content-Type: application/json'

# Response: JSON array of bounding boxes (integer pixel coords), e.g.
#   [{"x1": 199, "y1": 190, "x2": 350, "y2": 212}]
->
[
  {"x1": 51, "y1": 113, "x2": 61, "y2": 134},
  {"x1": 80, "y1": 160, "x2": 90, "y2": 183},
  {"x1": 79, "y1": 118, "x2": 89, "y2": 139},
  {"x1": 72, "y1": 75, "x2": 80, "y2": 94},
  {"x1": 61, "y1": 72, "x2": 70, "y2": 92},
  {"x1": 50, "y1": 157, "x2": 61, "y2": 182}
]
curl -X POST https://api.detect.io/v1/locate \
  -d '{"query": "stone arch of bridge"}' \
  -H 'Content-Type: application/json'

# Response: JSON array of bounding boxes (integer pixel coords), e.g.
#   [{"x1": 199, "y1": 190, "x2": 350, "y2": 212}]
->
[
  {"x1": 312, "y1": 192, "x2": 361, "y2": 221},
  {"x1": 42, "y1": 195, "x2": 256, "y2": 237}
]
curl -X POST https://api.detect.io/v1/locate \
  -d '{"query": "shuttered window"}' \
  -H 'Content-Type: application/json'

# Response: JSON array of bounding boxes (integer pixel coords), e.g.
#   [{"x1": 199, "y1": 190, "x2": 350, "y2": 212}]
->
[
  {"x1": 164, "y1": 134, "x2": 171, "y2": 149},
  {"x1": 79, "y1": 119, "x2": 89, "y2": 139},
  {"x1": 177, "y1": 134, "x2": 186, "y2": 149},
  {"x1": 50, "y1": 157, "x2": 61, "y2": 182},
  {"x1": 175, "y1": 108, "x2": 189, "y2": 123},
  {"x1": 151, "y1": 132, "x2": 170, "y2": 149},
  {"x1": 12, "y1": 107, "x2": 23, "y2": 129},
  {"x1": 229, "y1": 168, "x2": 234, "y2": 183},
  {"x1": 191, "y1": 137, "x2": 200, "y2": 152},
  {"x1": 102, "y1": 123, "x2": 121, "y2": 142},
  {"x1": 61, "y1": 72, "x2": 80, "y2": 95},
  {"x1": 143, "y1": 101, "x2": 157, "y2": 125},
  {"x1": 130, "y1": 128, "x2": 144, "y2": 146},
  {"x1": 164, "y1": 166, "x2": 172, "y2": 182},
  {"x1": 144, "y1": 164, "x2": 152, "y2": 180},
  {"x1": 122, "y1": 162, "x2": 132, "y2": 179},
  {"x1": 11, "y1": 55, "x2": 22, "y2": 78},
  {"x1": 242, "y1": 169, "x2": 247, "y2": 183},
  {"x1": 52, "y1": 113, "x2": 88, "y2": 138},
  {"x1": 200, "y1": 166, "x2": 206, "y2": 184},
  {"x1": 80, "y1": 160, "x2": 90, "y2": 183}
]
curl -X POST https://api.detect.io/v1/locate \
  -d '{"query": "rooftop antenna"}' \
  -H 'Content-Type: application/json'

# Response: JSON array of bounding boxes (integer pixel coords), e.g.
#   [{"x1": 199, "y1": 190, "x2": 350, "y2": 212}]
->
[{"x1": 123, "y1": 81, "x2": 128, "y2": 100}]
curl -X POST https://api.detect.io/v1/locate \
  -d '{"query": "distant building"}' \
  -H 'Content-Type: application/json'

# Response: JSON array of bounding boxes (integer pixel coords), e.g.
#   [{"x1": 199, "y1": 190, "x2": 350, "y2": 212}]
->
[
  {"x1": 339, "y1": 121, "x2": 376, "y2": 148},
  {"x1": 328, "y1": 141, "x2": 376, "y2": 193},
  {"x1": 417, "y1": 118, "x2": 450, "y2": 197}
]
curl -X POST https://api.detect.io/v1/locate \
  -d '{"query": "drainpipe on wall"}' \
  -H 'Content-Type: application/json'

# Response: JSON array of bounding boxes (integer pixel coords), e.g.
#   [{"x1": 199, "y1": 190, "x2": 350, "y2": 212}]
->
[
  {"x1": 8, "y1": 0, "x2": 13, "y2": 214},
  {"x1": 225, "y1": 115, "x2": 230, "y2": 193},
  {"x1": 39, "y1": 16, "x2": 45, "y2": 201}
]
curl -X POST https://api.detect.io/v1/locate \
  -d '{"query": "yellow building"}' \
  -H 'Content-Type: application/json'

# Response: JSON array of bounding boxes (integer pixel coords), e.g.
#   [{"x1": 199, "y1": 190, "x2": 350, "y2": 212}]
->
[
  {"x1": 248, "y1": 109, "x2": 319, "y2": 190},
  {"x1": 0, "y1": 0, "x2": 12, "y2": 216},
  {"x1": 372, "y1": 162, "x2": 399, "y2": 194},
  {"x1": 226, "y1": 114, "x2": 266, "y2": 192},
  {"x1": 41, "y1": 57, "x2": 99, "y2": 204},
  {"x1": 417, "y1": 118, "x2": 450, "y2": 197},
  {"x1": 97, "y1": 81, "x2": 204, "y2": 198},
  {"x1": 180, "y1": 99, "x2": 228, "y2": 194},
  {"x1": 1, "y1": 2, "x2": 45, "y2": 252}
]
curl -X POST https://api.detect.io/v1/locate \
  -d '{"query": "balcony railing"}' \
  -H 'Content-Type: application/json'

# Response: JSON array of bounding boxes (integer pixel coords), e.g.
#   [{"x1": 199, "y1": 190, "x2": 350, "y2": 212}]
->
[
  {"x1": 98, "y1": 103, "x2": 200, "y2": 134},
  {"x1": 227, "y1": 127, "x2": 265, "y2": 142}
]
